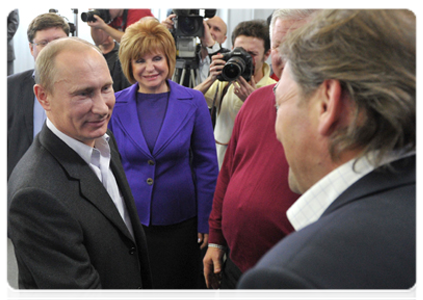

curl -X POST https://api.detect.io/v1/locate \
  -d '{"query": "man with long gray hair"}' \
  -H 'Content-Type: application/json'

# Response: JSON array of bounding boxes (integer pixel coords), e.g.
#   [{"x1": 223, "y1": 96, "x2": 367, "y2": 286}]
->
[{"x1": 238, "y1": 9, "x2": 415, "y2": 289}]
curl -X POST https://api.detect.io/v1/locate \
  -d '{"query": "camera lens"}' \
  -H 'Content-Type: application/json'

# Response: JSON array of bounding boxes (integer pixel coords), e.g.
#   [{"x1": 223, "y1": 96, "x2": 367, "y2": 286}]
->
[
  {"x1": 221, "y1": 57, "x2": 246, "y2": 81},
  {"x1": 179, "y1": 17, "x2": 200, "y2": 35},
  {"x1": 81, "y1": 12, "x2": 94, "y2": 22}
]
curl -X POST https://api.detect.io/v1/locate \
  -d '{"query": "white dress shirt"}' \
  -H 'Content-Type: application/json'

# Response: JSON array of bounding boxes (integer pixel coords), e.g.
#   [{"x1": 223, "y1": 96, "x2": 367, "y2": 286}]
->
[{"x1": 46, "y1": 118, "x2": 134, "y2": 237}]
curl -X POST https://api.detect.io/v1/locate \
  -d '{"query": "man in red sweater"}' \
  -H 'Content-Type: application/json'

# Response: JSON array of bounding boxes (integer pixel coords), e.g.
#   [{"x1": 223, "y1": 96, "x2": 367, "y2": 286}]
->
[{"x1": 203, "y1": 9, "x2": 316, "y2": 289}]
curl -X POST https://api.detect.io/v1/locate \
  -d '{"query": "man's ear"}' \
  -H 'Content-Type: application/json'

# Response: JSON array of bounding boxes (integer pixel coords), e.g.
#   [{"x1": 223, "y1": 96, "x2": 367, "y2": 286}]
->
[
  {"x1": 29, "y1": 42, "x2": 35, "y2": 58},
  {"x1": 317, "y1": 79, "x2": 345, "y2": 136},
  {"x1": 33, "y1": 84, "x2": 51, "y2": 111}
]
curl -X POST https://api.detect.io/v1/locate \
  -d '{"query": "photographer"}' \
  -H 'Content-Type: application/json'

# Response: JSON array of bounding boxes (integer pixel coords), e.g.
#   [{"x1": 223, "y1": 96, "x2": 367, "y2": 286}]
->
[
  {"x1": 87, "y1": 9, "x2": 153, "y2": 44},
  {"x1": 161, "y1": 13, "x2": 229, "y2": 84},
  {"x1": 194, "y1": 20, "x2": 275, "y2": 168},
  {"x1": 198, "y1": 16, "x2": 229, "y2": 82}
]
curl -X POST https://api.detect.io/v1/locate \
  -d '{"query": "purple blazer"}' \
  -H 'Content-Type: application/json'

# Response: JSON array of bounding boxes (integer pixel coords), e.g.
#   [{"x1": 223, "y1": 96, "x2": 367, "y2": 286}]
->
[{"x1": 109, "y1": 80, "x2": 218, "y2": 233}]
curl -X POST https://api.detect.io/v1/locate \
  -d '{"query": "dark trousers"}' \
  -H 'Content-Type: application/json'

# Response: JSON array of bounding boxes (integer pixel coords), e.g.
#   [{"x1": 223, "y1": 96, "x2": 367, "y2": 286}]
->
[
  {"x1": 143, "y1": 217, "x2": 201, "y2": 289},
  {"x1": 221, "y1": 256, "x2": 243, "y2": 289}
]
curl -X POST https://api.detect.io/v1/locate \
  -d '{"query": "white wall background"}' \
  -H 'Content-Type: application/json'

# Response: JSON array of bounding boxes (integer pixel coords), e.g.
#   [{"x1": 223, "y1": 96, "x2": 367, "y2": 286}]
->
[{"x1": 9, "y1": 7, "x2": 275, "y2": 75}]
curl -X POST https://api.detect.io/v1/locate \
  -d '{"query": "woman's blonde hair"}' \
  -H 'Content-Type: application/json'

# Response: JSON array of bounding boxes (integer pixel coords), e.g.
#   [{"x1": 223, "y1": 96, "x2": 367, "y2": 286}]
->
[{"x1": 119, "y1": 17, "x2": 176, "y2": 84}]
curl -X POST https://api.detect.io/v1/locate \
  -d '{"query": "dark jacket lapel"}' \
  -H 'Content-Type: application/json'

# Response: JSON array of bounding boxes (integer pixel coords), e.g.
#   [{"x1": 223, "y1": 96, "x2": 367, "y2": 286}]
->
[
  {"x1": 39, "y1": 125, "x2": 135, "y2": 242},
  {"x1": 323, "y1": 155, "x2": 416, "y2": 216}
]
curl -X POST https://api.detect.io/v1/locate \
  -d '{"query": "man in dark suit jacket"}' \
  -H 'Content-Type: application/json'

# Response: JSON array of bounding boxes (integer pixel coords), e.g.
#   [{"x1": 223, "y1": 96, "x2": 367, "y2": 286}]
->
[
  {"x1": 238, "y1": 10, "x2": 416, "y2": 289},
  {"x1": 8, "y1": 37, "x2": 152, "y2": 289},
  {"x1": 7, "y1": 12, "x2": 70, "y2": 178}
]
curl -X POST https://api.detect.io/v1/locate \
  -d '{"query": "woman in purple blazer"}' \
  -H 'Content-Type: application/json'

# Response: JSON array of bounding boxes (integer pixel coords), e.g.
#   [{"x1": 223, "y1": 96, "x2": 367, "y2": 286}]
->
[{"x1": 108, "y1": 18, "x2": 218, "y2": 288}]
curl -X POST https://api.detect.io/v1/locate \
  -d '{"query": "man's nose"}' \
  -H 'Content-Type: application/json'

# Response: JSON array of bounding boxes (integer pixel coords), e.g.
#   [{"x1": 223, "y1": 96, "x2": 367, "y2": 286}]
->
[{"x1": 92, "y1": 93, "x2": 110, "y2": 117}]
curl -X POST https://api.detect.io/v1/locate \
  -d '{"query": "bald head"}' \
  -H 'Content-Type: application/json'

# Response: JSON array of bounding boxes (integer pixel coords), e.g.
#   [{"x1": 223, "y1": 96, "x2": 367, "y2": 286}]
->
[
  {"x1": 35, "y1": 37, "x2": 104, "y2": 94},
  {"x1": 206, "y1": 16, "x2": 227, "y2": 45}
]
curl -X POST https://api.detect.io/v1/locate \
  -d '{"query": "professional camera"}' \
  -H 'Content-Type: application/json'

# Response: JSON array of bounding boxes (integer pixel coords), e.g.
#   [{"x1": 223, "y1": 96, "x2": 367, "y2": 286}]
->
[
  {"x1": 81, "y1": 9, "x2": 111, "y2": 23},
  {"x1": 49, "y1": 9, "x2": 77, "y2": 36},
  {"x1": 217, "y1": 47, "x2": 254, "y2": 82},
  {"x1": 172, "y1": 9, "x2": 216, "y2": 58},
  {"x1": 173, "y1": 9, "x2": 216, "y2": 37}
]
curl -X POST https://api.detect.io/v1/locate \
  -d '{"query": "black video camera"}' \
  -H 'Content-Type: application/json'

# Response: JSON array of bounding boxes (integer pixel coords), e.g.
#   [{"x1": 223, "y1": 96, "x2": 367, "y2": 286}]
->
[
  {"x1": 81, "y1": 9, "x2": 111, "y2": 23},
  {"x1": 173, "y1": 9, "x2": 216, "y2": 37},
  {"x1": 217, "y1": 47, "x2": 254, "y2": 82},
  {"x1": 172, "y1": 9, "x2": 216, "y2": 58}
]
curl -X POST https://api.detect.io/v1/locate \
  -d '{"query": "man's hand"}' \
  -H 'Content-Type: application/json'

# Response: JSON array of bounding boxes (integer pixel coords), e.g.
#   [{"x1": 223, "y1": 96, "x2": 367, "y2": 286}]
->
[
  {"x1": 208, "y1": 53, "x2": 226, "y2": 80},
  {"x1": 161, "y1": 14, "x2": 176, "y2": 30},
  {"x1": 201, "y1": 20, "x2": 215, "y2": 48},
  {"x1": 194, "y1": 53, "x2": 226, "y2": 94},
  {"x1": 233, "y1": 75, "x2": 257, "y2": 102},
  {"x1": 87, "y1": 14, "x2": 107, "y2": 30},
  {"x1": 203, "y1": 246, "x2": 225, "y2": 289},
  {"x1": 197, "y1": 233, "x2": 209, "y2": 250}
]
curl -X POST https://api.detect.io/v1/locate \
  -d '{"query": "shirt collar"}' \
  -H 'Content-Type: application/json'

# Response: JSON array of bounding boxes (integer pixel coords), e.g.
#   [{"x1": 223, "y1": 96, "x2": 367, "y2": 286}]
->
[
  {"x1": 46, "y1": 118, "x2": 110, "y2": 167},
  {"x1": 287, "y1": 151, "x2": 415, "y2": 231}
]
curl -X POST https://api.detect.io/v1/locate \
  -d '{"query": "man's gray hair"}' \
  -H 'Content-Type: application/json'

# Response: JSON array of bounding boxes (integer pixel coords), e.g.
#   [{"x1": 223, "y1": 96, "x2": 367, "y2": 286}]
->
[
  {"x1": 269, "y1": 9, "x2": 316, "y2": 39},
  {"x1": 282, "y1": 10, "x2": 415, "y2": 166}
]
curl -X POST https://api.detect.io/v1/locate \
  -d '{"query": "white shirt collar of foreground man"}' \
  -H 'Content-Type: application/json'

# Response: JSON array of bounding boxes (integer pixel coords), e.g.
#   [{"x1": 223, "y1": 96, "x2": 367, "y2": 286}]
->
[{"x1": 287, "y1": 150, "x2": 415, "y2": 231}]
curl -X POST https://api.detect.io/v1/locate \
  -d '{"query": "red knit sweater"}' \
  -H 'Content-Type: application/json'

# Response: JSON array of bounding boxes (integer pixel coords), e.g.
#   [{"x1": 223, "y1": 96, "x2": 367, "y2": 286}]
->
[{"x1": 208, "y1": 84, "x2": 300, "y2": 272}]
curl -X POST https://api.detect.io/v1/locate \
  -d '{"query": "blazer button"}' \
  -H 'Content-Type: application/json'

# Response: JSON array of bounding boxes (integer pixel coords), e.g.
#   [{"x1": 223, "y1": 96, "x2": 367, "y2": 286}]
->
[
  {"x1": 129, "y1": 247, "x2": 135, "y2": 255},
  {"x1": 148, "y1": 160, "x2": 155, "y2": 166},
  {"x1": 147, "y1": 178, "x2": 154, "y2": 185}
]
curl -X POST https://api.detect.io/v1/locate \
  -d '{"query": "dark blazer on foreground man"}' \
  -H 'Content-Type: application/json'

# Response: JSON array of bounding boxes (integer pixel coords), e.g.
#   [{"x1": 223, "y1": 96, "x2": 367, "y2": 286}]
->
[
  {"x1": 8, "y1": 37, "x2": 153, "y2": 289},
  {"x1": 7, "y1": 69, "x2": 36, "y2": 179},
  {"x1": 238, "y1": 156, "x2": 416, "y2": 289},
  {"x1": 238, "y1": 9, "x2": 415, "y2": 290},
  {"x1": 8, "y1": 125, "x2": 153, "y2": 289}
]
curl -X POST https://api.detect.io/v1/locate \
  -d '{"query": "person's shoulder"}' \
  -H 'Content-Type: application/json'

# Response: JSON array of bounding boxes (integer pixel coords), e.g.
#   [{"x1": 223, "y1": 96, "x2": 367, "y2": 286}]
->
[
  {"x1": 251, "y1": 83, "x2": 276, "y2": 96},
  {"x1": 243, "y1": 83, "x2": 276, "y2": 107},
  {"x1": 8, "y1": 69, "x2": 34, "y2": 83},
  {"x1": 169, "y1": 80, "x2": 203, "y2": 100},
  {"x1": 114, "y1": 84, "x2": 136, "y2": 102}
]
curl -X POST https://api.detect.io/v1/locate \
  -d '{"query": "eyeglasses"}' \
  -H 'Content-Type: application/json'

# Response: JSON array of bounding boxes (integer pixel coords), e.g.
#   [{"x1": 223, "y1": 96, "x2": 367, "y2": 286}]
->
[
  {"x1": 31, "y1": 36, "x2": 65, "y2": 48},
  {"x1": 31, "y1": 40, "x2": 50, "y2": 47}
]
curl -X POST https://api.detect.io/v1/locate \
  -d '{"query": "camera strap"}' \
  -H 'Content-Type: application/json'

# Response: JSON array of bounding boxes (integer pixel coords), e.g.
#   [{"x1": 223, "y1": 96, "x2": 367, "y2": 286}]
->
[
  {"x1": 212, "y1": 82, "x2": 232, "y2": 146},
  {"x1": 121, "y1": 9, "x2": 129, "y2": 30}
]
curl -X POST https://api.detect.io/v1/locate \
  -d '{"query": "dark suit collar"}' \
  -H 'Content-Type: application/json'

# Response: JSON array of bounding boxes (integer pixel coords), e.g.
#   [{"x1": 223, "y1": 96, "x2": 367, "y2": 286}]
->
[
  {"x1": 39, "y1": 124, "x2": 135, "y2": 242},
  {"x1": 323, "y1": 155, "x2": 416, "y2": 216},
  {"x1": 112, "y1": 80, "x2": 196, "y2": 157}
]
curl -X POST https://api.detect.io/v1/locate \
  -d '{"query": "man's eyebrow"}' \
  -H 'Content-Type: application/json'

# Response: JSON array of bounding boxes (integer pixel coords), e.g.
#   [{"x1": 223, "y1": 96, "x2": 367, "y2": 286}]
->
[{"x1": 70, "y1": 86, "x2": 93, "y2": 96}]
